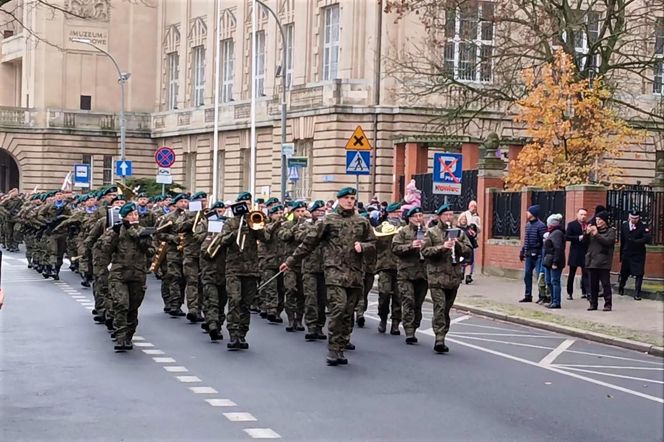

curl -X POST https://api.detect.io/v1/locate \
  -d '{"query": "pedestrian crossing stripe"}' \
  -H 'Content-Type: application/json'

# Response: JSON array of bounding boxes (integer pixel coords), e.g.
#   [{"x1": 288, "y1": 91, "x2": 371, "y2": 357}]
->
[{"x1": 345, "y1": 150, "x2": 371, "y2": 175}]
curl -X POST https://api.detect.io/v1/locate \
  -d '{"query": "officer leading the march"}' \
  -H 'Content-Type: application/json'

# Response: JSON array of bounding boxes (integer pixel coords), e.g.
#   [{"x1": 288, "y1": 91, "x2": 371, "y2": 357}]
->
[{"x1": 618, "y1": 210, "x2": 651, "y2": 301}]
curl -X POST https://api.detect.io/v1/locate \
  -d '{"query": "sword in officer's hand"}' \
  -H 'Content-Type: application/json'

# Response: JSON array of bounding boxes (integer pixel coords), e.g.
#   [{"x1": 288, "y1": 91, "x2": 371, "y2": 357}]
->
[{"x1": 257, "y1": 269, "x2": 285, "y2": 292}]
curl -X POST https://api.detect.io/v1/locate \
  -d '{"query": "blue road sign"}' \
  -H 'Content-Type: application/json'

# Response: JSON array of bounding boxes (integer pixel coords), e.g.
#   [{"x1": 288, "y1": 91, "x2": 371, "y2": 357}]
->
[
  {"x1": 432, "y1": 152, "x2": 463, "y2": 195},
  {"x1": 155, "y1": 146, "x2": 176, "y2": 168},
  {"x1": 346, "y1": 151, "x2": 371, "y2": 176},
  {"x1": 73, "y1": 164, "x2": 91, "y2": 188},
  {"x1": 116, "y1": 160, "x2": 133, "y2": 177}
]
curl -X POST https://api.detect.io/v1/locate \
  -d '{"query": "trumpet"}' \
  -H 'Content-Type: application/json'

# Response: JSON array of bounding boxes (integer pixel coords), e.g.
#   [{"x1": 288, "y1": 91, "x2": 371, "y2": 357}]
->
[{"x1": 206, "y1": 233, "x2": 223, "y2": 258}]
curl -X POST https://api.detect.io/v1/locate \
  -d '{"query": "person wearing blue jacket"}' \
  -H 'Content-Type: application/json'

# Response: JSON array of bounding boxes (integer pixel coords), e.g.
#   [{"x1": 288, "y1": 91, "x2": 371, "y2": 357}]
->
[{"x1": 519, "y1": 205, "x2": 547, "y2": 303}]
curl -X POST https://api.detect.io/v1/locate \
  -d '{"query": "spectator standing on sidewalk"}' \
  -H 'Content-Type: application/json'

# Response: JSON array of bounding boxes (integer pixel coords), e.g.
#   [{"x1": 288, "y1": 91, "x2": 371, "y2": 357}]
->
[
  {"x1": 542, "y1": 214, "x2": 565, "y2": 309},
  {"x1": 618, "y1": 210, "x2": 651, "y2": 301},
  {"x1": 456, "y1": 212, "x2": 478, "y2": 284},
  {"x1": 584, "y1": 211, "x2": 616, "y2": 311},
  {"x1": 519, "y1": 205, "x2": 546, "y2": 303},
  {"x1": 461, "y1": 201, "x2": 482, "y2": 282},
  {"x1": 566, "y1": 208, "x2": 589, "y2": 300}
]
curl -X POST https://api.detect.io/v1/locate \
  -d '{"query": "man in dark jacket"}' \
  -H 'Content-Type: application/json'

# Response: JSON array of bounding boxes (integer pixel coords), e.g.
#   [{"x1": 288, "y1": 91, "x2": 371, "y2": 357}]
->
[
  {"x1": 584, "y1": 211, "x2": 616, "y2": 311},
  {"x1": 618, "y1": 210, "x2": 651, "y2": 301},
  {"x1": 519, "y1": 205, "x2": 546, "y2": 303},
  {"x1": 566, "y1": 208, "x2": 589, "y2": 300}
]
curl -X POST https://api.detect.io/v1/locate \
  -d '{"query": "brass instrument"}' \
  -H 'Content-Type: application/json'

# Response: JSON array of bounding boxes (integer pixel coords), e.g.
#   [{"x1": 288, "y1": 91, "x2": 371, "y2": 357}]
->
[
  {"x1": 150, "y1": 241, "x2": 168, "y2": 273},
  {"x1": 177, "y1": 233, "x2": 185, "y2": 252},
  {"x1": 192, "y1": 210, "x2": 202, "y2": 233},
  {"x1": 206, "y1": 233, "x2": 223, "y2": 258},
  {"x1": 237, "y1": 210, "x2": 267, "y2": 252},
  {"x1": 115, "y1": 181, "x2": 137, "y2": 201},
  {"x1": 156, "y1": 220, "x2": 174, "y2": 232},
  {"x1": 374, "y1": 221, "x2": 402, "y2": 237}
]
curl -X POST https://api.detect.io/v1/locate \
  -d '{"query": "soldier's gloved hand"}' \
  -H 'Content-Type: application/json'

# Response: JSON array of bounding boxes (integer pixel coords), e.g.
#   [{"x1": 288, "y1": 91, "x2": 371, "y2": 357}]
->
[
  {"x1": 139, "y1": 227, "x2": 156, "y2": 238},
  {"x1": 112, "y1": 223, "x2": 122, "y2": 234}
]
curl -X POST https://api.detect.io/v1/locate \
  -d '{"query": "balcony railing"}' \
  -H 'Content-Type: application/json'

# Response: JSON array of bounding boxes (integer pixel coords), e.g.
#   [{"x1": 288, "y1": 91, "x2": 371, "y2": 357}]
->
[{"x1": 0, "y1": 107, "x2": 151, "y2": 133}]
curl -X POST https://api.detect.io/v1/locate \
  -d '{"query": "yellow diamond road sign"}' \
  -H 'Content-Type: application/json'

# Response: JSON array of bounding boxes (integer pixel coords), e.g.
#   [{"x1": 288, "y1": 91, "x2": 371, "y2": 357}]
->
[{"x1": 345, "y1": 126, "x2": 372, "y2": 151}]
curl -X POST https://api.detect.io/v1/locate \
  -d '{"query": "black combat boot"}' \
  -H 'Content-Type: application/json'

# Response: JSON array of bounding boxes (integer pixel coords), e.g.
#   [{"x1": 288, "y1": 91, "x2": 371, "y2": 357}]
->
[
  {"x1": 227, "y1": 337, "x2": 241, "y2": 350},
  {"x1": 27, "y1": 257, "x2": 32, "y2": 269},
  {"x1": 285, "y1": 314, "x2": 295, "y2": 332},
  {"x1": 405, "y1": 335, "x2": 418, "y2": 345},
  {"x1": 52, "y1": 266, "x2": 61, "y2": 280},
  {"x1": 305, "y1": 328, "x2": 318, "y2": 341},
  {"x1": 201, "y1": 322, "x2": 210, "y2": 331},
  {"x1": 344, "y1": 342, "x2": 355, "y2": 351},
  {"x1": 186, "y1": 311, "x2": 198, "y2": 323},
  {"x1": 238, "y1": 337, "x2": 249, "y2": 350},
  {"x1": 259, "y1": 311, "x2": 268, "y2": 319},
  {"x1": 209, "y1": 328, "x2": 221, "y2": 341},
  {"x1": 93, "y1": 314, "x2": 105, "y2": 324},
  {"x1": 315, "y1": 330, "x2": 327, "y2": 340},
  {"x1": 169, "y1": 307, "x2": 185, "y2": 317},
  {"x1": 105, "y1": 317, "x2": 114, "y2": 331},
  {"x1": 294, "y1": 318, "x2": 305, "y2": 332},
  {"x1": 114, "y1": 339, "x2": 125, "y2": 352},
  {"x1": 434, "y1": 341, "x2": 449, "y2": 354},
  {"x1": 378, "y1": 319, "x2": 387, "y2": 334},
  {"x1": 123, "y1": 340, "x2": 134, "y2": 350},
  {"x1": 356, "y1": 314, "x2": 365, "y2": 328},
  {"x1": 42, "y1": 265, "x2": 52, "y2": 279},
  {"x1": 326, "y1": 350, "x2": 339, "y2": 366},
  {"x1": 336, "y1": 351, "x2": 348, "y2": 365},
  {"x1": 390, "y1": 321, "x2": 401, "y2": 336}
]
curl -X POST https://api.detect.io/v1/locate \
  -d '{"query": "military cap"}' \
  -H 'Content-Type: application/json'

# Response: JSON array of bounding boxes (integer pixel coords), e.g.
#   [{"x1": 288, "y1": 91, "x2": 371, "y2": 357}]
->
[
  {"x1": 337, "y1": 187, "x2": 357, "y2": 198},
  {"x1": 119, "y1": 202, "x2": 137, "y2": 218},
  {"x1": 268, "y1": 205, "x2": 284, "y2": 216},
  {"x1": 434, "y1": 203, "x2": 452, "y2": 216},
  {"x1": 236, "y1": 191, "x2": 252, "y2": 202},
  {"x1": 191, "y1": 191, "x2": 207, "y2": 201},
  {"x1": 255, "y1": 198, "x2": 265, "y2": 205},
  {"x1": 628, "y1": 209, "x2": 641, "y2": 217},
  {"x1": 308, "y1": 200, "x2": 325, "y2": 212},
  {"x1": 210, "y1": 201, "x2": 225, "y2": 210},
  {"x1": 405, "y1": 206, "x2": 423, "y2": 219},
  {"x1": 137, "y1": 192, "x2": 149, "y2": 198},
  {"x1": 172, "y1": 193, "x2": 189, "y2": 204},
  {"x1": 386, "y1": 202, "x2": 402, "y2": 213},
  {"x1": 111, "y1": 195, "x2": 126, "y2": 204},
  {"x1": 291, "y1": 201, "x2": 306, "y2": 210},
  {"x1": 265, "y1": 197, "x2": 279, "y2": 206}
]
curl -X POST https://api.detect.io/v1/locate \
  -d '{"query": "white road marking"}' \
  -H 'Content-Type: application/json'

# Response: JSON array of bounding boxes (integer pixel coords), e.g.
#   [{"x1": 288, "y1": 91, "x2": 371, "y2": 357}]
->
[
  {"x1": 455, "y1": 322, "x2": 538, "y2": 333},
  {"x1": 163, "y1": 366, "x2": 188, "y2": 373},
  {"x1": 223, "y1": 412, "x2": 257, "y2": 422},
  {"x1": 553, "y1": 367, "x2": 664, "y2": 384},
  {"x1": 205, "y1": 398, "x2": 237, "y2": 407},
  {"x1": 153, "y1": 357, "x2": 176, "y2": 363},
  {"x1": 190, "y1": 387, "x2": 218, "y2": 394},
  {"x1": 451, "y1": 315, "x2": 471, "y2": 324},
  {"x1": 132, "y1": 336, "x2": 145, "y2": 341},
  {"x1": 450, "y1": 332, "x2": 557, "y2": 338},
  {"x1": 176, "y1": 376, "x2": 201, "y2": 383},
  {"x1": 71, "y1": 296, "x2": 86, "y2": 299},
  {"x1": 564, "y1": 350, "x2": 664, "y2": 366},
  {"x1": 554, "y1": 365, "x2": 664, "y2": 371},
  {"x1": 84, "y1": 306, "x2": 94, "y2": 310},
  {"x1": 133, "y1": 342, "x2": 154, "y2": 347},
  {"x1": 244, "y1": 428, "x2": 281, "y2": 439},
  {"x1": 142, "y1": 349, "x2": 165, "y2": 355},
  {"x1": 539, "y1": 339, "x2": 576, "y2": 366}
]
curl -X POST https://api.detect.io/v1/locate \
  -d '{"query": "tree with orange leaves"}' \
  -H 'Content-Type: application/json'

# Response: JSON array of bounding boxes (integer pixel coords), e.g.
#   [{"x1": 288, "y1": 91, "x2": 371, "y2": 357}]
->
[{"x1": 506, "y1": 51, "x2": 642, "y2": 190}]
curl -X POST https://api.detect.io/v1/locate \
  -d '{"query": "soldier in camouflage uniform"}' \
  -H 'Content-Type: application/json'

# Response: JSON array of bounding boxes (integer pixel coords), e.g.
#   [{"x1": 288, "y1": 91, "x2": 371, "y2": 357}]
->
[
  {"x1": 374, "y1": 203, "x2": 403, "y2": 335},
  {"x1": 0, "y1": 189, "x2": 22, "y2": 252},
  {"x1": 199, "y1": 201, "x2": 227, "y2": 341},
  {"x1": 74, "y1": 195, "x2": 100, "y2": 288},
  {"x1": 178, "y1": 191, "x2": 207, "y2": 322},
  {"x1": 392, "y1": 206, "x2": 429, "y2": 344},
  {"x1": 422, "y1": 204, "x2": 472, "y2": 353},
  {"x1": 156, "y1": 194, "x2": 189, "y2": 316},
  {"x1": 107, "y1": 203, "x2": 155, "y2": 351},
  {"x1": 355, "y1": 208, "x2": 377, "y2": 329},
  {"x1": 220, "y1": 192, "x2": 267, "y2": 350},
  {"x1": 261, "y1": 205, "x2": 286, "y2": 324},
  {"x1": 15, "y1": 195, "x2": 40, "y2": 267},
  {"x1": 37, "y1": 190, "x2": 73, "y2": 280},
  {"x1": 296, "y1": 200, "x2": 327, "y2": 341},
  {"x1": 278, "y1": 201, "x2": 308, "y2": 332},
  {"x1": 282, "y1": 187, "x2": 376, "y2": 366}
]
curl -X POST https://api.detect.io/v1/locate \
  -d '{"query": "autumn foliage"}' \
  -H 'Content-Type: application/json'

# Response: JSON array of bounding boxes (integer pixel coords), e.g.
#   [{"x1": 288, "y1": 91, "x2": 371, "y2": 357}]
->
[{"x1": 505, "y1": 52, "x2": 641, "y2": 190}]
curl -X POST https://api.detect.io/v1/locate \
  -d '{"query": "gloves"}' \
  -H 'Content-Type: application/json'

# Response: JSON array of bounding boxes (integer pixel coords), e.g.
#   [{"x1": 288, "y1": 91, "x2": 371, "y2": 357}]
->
[
  {"x1": 138, "y1": 227, "x2": 156, "y2": 238},
  {"x1": 112, "y1": 223, "x2": 122, "y2": 234}
]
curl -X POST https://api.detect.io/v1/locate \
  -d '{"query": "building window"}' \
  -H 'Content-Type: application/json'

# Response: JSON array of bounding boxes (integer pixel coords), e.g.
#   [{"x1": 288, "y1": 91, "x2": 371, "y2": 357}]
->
[
  {"x1": 82, "y1": 154, "x2": 92, "y2": 165},
  {"x1": 291, "y1": 140, "x2": 313, "y2": 199},
  {"x1": 221, "y1": 39, "x2": 234, "y2": 102},
  {"x1": 443, "y1": 1, "x2": 494, "y2": 83},
  {"x1": 254, "y1": 31, "x2": 266, "y2": 96},
  {"x1": 80, "y1": 95, "x2": 92, "y2": 110},
  {"x1": 655, "y1": 17, "x2": 664, "y2": 94},
  {"x1": 168, "y1": 52, "x2": 179, "y2": 110},
  {"x1": 184, "y1": 152, "x2": 197, "y2": 191},
  {"x1": 323, "y1": 4, "x2": 340, "y2": 81},
  {"x1": 574, "y1": 11, "x2": 601, "y2": 76},
  {"x1": 284, "y1": 23, "x2": 294, "y2": 88},
  {"x1": 193, "y1": 45, "x2": 205, "y2": 107},
  {"x1": 239, "y1": 148, "x2": 249, "y2": 190},
  {"x1": 102, "y1": 155, "x2": 113, "y2": 185}
]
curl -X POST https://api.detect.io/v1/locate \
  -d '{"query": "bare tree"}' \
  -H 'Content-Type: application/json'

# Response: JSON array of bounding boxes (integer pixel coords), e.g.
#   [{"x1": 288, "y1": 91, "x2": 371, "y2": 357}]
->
[{"x1": 384, "y1": 0, "x2": 664, "y2": 135}]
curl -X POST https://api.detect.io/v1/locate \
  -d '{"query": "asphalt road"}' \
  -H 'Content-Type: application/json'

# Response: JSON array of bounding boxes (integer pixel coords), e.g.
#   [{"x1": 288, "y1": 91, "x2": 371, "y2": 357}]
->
[{"x1": 1, "y1": 249, "x2": 663, "y2": 442}]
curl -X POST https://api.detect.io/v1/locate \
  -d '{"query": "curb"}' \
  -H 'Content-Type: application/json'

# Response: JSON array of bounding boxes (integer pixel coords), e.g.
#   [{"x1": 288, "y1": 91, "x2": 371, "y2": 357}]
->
[{"x1": 449, "y1": 302, "x2": 664, "y2": 358}]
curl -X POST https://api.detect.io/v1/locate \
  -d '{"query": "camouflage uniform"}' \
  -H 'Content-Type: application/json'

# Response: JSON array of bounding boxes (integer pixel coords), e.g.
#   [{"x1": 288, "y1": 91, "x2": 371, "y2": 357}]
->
[
  {"x1": 176, "y1": 210, "x2": 204, "y2": 319},
  {"x1": 422, "y1": 222, "x2": 472, "y2": 347},
  {"x1": 355, "y1": 240, "x2": 377, "y2": 323},
  {"x1": 392, "y1": 224, "x2": 428, "y2": 338},
  {"x1": 375, "y1": 227, "x2": 401, "y2": 332},
  {"x1": 278, "y1": 218, "x2": 306, "y2": 329},
  {"x1": 157, "y1": 208, "x2": 188, "y2": 313},
  {"x1": 37, "y1": 200, "x2": 73, "y2": 277},
  {"x1": 0, "y1": 195, "x2": 22, "y2": 251},
  {"x1": 295, "y1": 219, "x2": 327, "y2": 336},
  {"x1": 199, "y1": 217, "x2": 228, "y2": 336},
  {"x1": 261, "y1": 220, "x2": 286, "y2": 318},
  {"x1": 285, "y1": 207, "x2": 376, "y2": 354},
  {"x1": 86, "y1": 215, "x2": 112, "y2": 321}
]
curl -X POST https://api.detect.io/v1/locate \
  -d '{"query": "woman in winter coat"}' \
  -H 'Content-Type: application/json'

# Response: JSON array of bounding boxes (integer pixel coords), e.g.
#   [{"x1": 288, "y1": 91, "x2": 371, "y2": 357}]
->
[
  {"x1": 542, "y1": 214, "x2": 566, "y2": 309},
  {"x1": 584, "y1": 211, "x2": 616, "y2": 311},
  {"x1": 457, "y1": 213, "x2": 479, "y2": 284}
]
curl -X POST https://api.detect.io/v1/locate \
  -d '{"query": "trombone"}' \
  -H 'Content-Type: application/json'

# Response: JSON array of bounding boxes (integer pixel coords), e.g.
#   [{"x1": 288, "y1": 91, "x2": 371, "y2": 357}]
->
[{"x1": 231, "y1": 202, "x2": 267, "y2": 252}]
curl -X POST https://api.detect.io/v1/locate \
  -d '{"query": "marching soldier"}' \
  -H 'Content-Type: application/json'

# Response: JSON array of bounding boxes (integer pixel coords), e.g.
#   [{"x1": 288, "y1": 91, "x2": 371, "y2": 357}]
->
[
  {"x1": 618, "y1": 210, "x2": 651, "y2": 301},
  {"x1": 0, "y1": 189, "x2": 22, "y2": 252},
  {"x1": 297, "y1": 200, "x2": 327, "y2": 341},
  {"x1": 374, "y1": 202, "x2": 403, "y2": 335},
  {"x1": 37, "y1": 190, "x2": 73, "y2": 280},
  {"x1": 75, "y1": 194, "x2": 99, "y2": 287},
  {"x1": 157, "y1": 194, "x2": 189, "y2": 317},
  {"x1": 137, "y1": 193, "x2": 156, "y2": 227},
  {"x1": 261, "y1": 204, "x2": 286, "y2": 323},
  {"x1": 280, "y1": 187, "x2": 376, "y2": 366},
  {"x1": 179, "y1": 191, "x2": 207, "y2": 322},
  {"x1": 278, "y1": 201, "x2": 308, "y2": 332},
  {"x1": 220, "y1": 192, "x2": 267, "y2": 350},
  {"x1": 199, "y1": 201, "x2": 228, "y2": 341},
  {"x1": 421, "y1": 204, "x2": 472, "y2": 353},
  {"x1": 392, "y1": 206, "x2": 428, "y2": 345},
  {"x1": 355, "y1": 208, "x2": 377, "y2": 329}
]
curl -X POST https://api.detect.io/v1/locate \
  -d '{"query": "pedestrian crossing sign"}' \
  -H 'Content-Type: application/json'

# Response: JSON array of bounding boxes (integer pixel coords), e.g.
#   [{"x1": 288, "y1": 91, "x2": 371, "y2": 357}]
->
[{"x1": 346, "y1": 150, "x2": 371, "y2": 175}]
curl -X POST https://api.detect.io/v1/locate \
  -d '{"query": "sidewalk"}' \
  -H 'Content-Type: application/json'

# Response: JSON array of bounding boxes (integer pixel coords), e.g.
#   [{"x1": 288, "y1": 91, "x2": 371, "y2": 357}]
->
[{"x1": 451, "y1": 274, "x2": 664, "y2": 354}]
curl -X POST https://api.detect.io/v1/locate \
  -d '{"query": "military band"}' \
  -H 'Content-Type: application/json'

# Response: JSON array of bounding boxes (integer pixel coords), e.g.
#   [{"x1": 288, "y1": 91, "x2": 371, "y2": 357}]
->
[{"x1": 1, "y1": 184, "x2": 489, "y2": 365}]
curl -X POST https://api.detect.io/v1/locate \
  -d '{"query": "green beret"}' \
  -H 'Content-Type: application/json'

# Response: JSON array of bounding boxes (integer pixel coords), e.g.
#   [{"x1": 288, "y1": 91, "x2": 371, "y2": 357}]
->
[
  {"x1": 434, "y1": 203, "x2": 452, "y2": 216},
  {"x1": 291, "y1": 201, "x2": 306, "y2": 210},
  {"x1": 386, "y1": 202, "x2": 402, "y2": 213},
  {"x1": 111, "y1": 195, "x2": 126, "y2": 204},
  {"x1": 102, "y1": 186, "x2": 118, "y2": 196},
  {"x1": 308, "y1": 200, "x2": 325, "y2": 212},
  {"x1": 255, "y1": 198, "x2": 265, "y2": 205},
  {"x1": 268, "y1": 205, "x2": 284, "y2": 215},
  {"x1": 236, "y1": 192, "x2": 252, "y2": 202},
  {"x1": 119, "y1": 202, "x2": 137, "y2": 218},
  {"x1": 337, "y1": 187, "x2": 357, "y2": 198},
  {"x1": 191, "y1": 191, "x2": 207, "y2": 201},
  {"x1": 211, "y1": 201, "x2": 225, "y2": 210},
  {"x1": 137, "y1": 192, "x2": 149, "y2": 198},
  {"x1": 265, "y1": 197, "x2": 279, "y2": 206},
  {"x1": 405, "y1": 206, "x2": 422, "y2": 219},
  {"x1": 172, "y1": 193, "x2": 189, "y2": 204}
]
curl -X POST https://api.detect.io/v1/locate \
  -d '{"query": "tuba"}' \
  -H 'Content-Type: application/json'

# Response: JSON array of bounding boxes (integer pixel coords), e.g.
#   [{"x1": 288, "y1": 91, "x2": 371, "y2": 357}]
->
[
  {"x1": 374, "y1": 220, "x2": 402, "y2": 237},
  {"x1": 115, "y1": 181, "x2": 137, "y2": 201},
  {"x1": 150, "y1": 241, "x2": 168, "y2": 273}
]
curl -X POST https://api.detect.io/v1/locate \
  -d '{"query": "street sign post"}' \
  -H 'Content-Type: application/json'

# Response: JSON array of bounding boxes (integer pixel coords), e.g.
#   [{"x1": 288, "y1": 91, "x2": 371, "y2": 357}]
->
[
  {"x1": 115, "y1": 160, "x2": 133, "y2": 177},
  {"x1": 287, "y1": 156, "x2": 308, "y2": 168},
  {"x1": 345, "y1": 126, "x2": 372, "y2": 151},
  {"x1": 346, "y1": 151, "x2": 371, "y2": 176},
  {"x1": 156, "y1": 167, "x2": 173, "y2": 185},
  {"x1": 281, "y1": 143, "x2": 295, "y2": 158},
  {"x1": 432, "y1": 152, "x2": 463, "y2": 196},
  {"x1": 73, "y1": 164, "x2": 91, "y2": 188},
  {"x1": 155, "y1": 146, "x2": 176, "y2": 168}
]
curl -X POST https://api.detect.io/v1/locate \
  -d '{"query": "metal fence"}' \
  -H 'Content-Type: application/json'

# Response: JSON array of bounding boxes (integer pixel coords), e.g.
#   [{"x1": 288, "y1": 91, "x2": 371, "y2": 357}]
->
[
  {"x1": 413, "y1": 170, "x2": 478, "y2": 213},
  {"x1": 606, "y1": 187, "x2": 664, "y2": 245},
  {"x1": 531, "y1": 190, "x2": 566, "y2": 225},
  {"x1": 492, "y1": 191, "x2": 522, "y2": 239}
]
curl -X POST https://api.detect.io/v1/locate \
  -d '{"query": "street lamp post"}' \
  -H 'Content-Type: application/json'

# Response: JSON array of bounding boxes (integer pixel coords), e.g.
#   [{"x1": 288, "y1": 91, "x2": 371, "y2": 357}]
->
[
  {"x1": 71, "y1": 38, "x2": 130, "y2": 180},
  {"x1": 255, "y1": 0, "x2": 288, "y2": 200}
]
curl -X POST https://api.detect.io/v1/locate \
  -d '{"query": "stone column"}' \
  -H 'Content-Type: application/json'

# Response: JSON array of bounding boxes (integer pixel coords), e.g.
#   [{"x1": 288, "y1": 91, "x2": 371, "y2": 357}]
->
[{"x1": 565, "y1": 184, "x2": 608, "y2": 218}]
